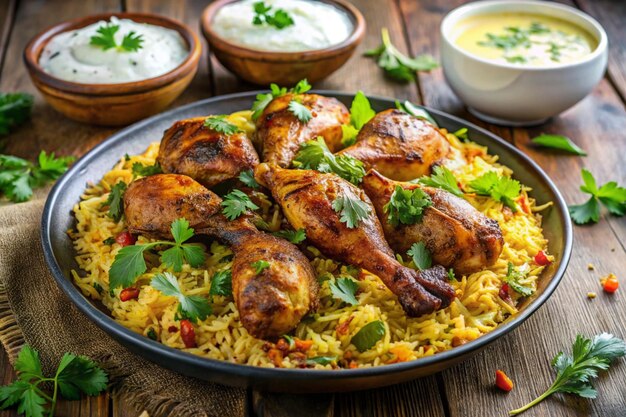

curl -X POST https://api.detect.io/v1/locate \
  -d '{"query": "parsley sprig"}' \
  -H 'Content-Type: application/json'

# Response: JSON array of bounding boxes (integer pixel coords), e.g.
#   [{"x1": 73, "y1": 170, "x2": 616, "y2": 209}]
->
[
  {"x1": 341, "y1": 91, "x2": 376, "y2": 147},
  {"x1": 251, "y1": 260, "x2": 270, "y2": 274},
  {"x1": 0, "y1": 345, "x2": 107, "y2": 417},
  {"x1": 238, "y1": 170, "x2": 260, "y2": 189},
  {"x1": 0, "y1": 151, "x2": 74, "y2": 203},
  {"x1": 407, "y1": 242, "x2": 432, "y2": 271},
  {"x1": 0, "y1": 92, "x2": 33, "y2": 136},
  {"x1": 109, "y1": 218, "x2": 206, "y2": 289},
  {"x1": 383, "y1": 185, "x2": 432, "y2": 226},
  {"x1": 151, "y1": 272, "x2": 212, "y2": 322},
  {"x1": 504, "y1": 262, "x2": 534, "y2": 297},
  {"x1": 365, "y1": 28, "x2": 438, "y2": 82},
  {"x1": 89, "y1": 23, "x2": 144, "y2": 52},
  {"x1": 272, "y1": 228, "x2": 306, "y2": 244},
  {"x1": 568, "y1": 169, "x2": 626, "y2": 225},
  {"x1": 131, "y1": 162, "x2": 161, "y2": 178},
  {"x1": 101, "y1": 181, "x2": 127, "y2": 222},
  {"x1": 221, "y1": 189, "x2": 259, "y2": 220},
  {"x1": 469, "y1": 171, "x2": 521, "y2": 211},
  {"x1": 204, "y1": 115, "x2": 242, "y2": 135},
  {"x1": 332, "y1": 194, "x2": 371, "y2": 229},
  {"x1": 329, "y1": 276, "x2": 359, "y2": 306},
  {"x1": 510, "y1": 333, "x2": 626, "y2": 415},
  {"x1": 251, "y1": 79, "x2": 311, "y2": 121},
  {"x1": 209, "y1": 270, "x2": 233, "y2": 298},
  {"x1": 417, "y1": 166, "x2": 463, "y2": 197},
  {"x1": 293, "y1": 137, "x2": 365, "y2": 184},
  {"x1": 252, "y1": 1, "x2": 294, "y2": 29}
]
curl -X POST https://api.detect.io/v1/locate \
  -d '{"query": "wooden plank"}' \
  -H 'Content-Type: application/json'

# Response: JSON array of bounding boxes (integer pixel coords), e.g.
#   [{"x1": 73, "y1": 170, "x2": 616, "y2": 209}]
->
[
  {"x1": 0, "y1": 0, "x2": 121, "y2": 159},
  {"x1": 0, "y1": 0, "x2": 16, "y2": 71},
  {"x1": 398, "y1": 0, "x2": 626, "y2": 416},
  {"x1": 575, "y1": 0, "x2": 626, "y2": 103}
]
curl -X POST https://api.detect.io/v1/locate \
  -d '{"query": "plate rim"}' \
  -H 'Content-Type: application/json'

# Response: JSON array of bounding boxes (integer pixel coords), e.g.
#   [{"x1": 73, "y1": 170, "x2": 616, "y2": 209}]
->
[{"x1": 41, "y1": 90, "x2": 573, "y2": 385}]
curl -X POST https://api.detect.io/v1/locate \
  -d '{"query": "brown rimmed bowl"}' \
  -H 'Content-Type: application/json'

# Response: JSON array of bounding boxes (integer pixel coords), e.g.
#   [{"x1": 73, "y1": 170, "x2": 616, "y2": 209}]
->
[
  {"x1": 200, "y1": 0, "x2": 365, "y2": 85},
  {"x1": 23, "y1": 12, "x2": 202, "y2": 126}
]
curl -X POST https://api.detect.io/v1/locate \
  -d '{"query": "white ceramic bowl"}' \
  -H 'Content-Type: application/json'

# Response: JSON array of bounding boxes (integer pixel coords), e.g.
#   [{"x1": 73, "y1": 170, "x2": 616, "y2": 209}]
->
[{"x1": 440, "y1": 0, "x2": 608, "y2": 126}]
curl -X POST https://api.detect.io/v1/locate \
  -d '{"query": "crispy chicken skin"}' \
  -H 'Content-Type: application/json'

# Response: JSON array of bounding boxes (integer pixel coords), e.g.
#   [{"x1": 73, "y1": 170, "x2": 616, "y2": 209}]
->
[
  {"x1": 157, "y1": 117, "x2": 259, "y2": 188},
  {"x1": 362, "y1": 170, "x2": 504, "y2": 275},
  {"x1": 255, "y1": 93, "x2": 350, "y2": 167},
  {"x1": 255, "y1": 163, "x2": 455, "y2": 316},
  {"x1": 123, "y1": 174, "x2": 318, "y2": 339},
  {"x1": 337, "y1": 109, "x2": 450, "y2": 181}
]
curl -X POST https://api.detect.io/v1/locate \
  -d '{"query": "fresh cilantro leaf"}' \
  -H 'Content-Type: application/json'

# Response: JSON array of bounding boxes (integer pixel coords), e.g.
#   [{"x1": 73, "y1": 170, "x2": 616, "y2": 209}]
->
[
  {"x1": 221, "y1": 189, "x2": 259, "y2": 220},
  {"x1": 306, "y1": 356, "x2": 337, "y2": 366},
  {"x1": 395, "y1": 100, "x2": 438, "y2": 126},
  {"x1": 151, "y1": 272, "x2": 212, "y2": 322},
  {"x1": 332, "y1": 194, "x2": 371, "y2": 229},
  {"x1": 365, "y1": 28, "x2": 438, "y2": 83},
  {"x1": 351, "y1": 320, "x2": 386, "y2": 352},
  {"x1": 170, "y1": 218, "x2": 194, "y2": 244},
  {"x1": 293, "y1": 137, "x2": 365, "y2": 184},
  {"x1": 288, "y1": 100, "x2": 312, "y2": 123},
  {"x1": 56, "y1": 354, "x2": 108, "y2": 399},
  {"x1": 272, "y1": 228, "x2": 306, "y2": 244},
  {"x1": 250, "y1": 79, "x2": 311, "y2": 120},
  {"x1": 417, "y1": 166, "x2": 463, "y2": 197},
  {"x1": 209, "y1": 270, "x2": 233, "y2": 298},
  {"x1": 102, "y1": 181, "x2": 127, "y2": 222},
  {"x1": 468, "y1": 171, "x2": 520, "y2": 211},
  {"x1": 407, "y1": 242, "x2": 431, "y2": 271},
  {"x1": 120, "y1": 31, "x2": 144, "y2": 52},
  {"x1": 203, "y1": 115, "x2": 242, "y2": 135},
  {"x1": 252, "y1": 2, "x2": 294, "y2": 29},
  {"x1": 238, "y1": 169, "x2": 260, "y2": 189},
  {"x1": 291, "y1": 79, "x2": 312, "y2": 94},
  {"x1": 510, "y1": 333, "x2": 626, "y2": 415},
  {"x1": 383, "y1": 185, "x2": 432, "y2": 226},
  {"x1": 504, "y1": 262, "x2": 534, "y2": 297},
  {"x1": 251, "y1": 92, "x2": 274, "y2": 121},
  {"x1": 568, "y1": 169, "x2": 626, "y2": 224},
  {"x1": 251, "y1": 260, "x2": 270, "y2": 274},
  {"x1": 329, "y1": 277, "x2": 359, "y2": 306},
  {"x1": 0, "y1": 92, "x2": 33, "y2": 136},
  {"x1": 531, "y1": 134, "x2": 587, "y2": 156},
  {"x1": 131, "y1": 162, "x2": 161, "y2": 177},
  {"x1": 447, "y1": 268, "x2": 456, "y2": 282},
  {"x1": 341, "y1": 91, "x2": 375, "y2": 146},
  {"x1": 109, "y1": 245, "x2": 149, "y2": 289}
]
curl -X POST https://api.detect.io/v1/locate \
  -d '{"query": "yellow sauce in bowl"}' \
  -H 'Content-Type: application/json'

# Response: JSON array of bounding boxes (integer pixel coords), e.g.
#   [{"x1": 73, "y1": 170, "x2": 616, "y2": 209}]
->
[{"x1": 453, "y1": 13, "x2": 596, "y2": 66}]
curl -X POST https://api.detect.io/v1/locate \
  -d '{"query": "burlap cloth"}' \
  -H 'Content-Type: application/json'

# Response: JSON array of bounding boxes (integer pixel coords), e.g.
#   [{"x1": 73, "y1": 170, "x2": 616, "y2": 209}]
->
[{"x1": 0, "y1": 193, "x2": 246, "y2": 417}]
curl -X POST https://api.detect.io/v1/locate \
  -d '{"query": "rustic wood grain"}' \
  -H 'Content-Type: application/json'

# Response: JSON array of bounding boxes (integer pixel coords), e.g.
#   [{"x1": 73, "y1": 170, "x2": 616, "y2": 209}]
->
[{"x1": 0, "y1": 0, "x2": 16, "y2": 72}]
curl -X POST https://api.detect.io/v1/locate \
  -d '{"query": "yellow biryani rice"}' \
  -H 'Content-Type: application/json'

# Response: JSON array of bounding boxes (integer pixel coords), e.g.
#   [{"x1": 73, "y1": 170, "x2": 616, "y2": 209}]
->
[{"x1": 69, "y1": 111, "x2": 550, "y2": 369}]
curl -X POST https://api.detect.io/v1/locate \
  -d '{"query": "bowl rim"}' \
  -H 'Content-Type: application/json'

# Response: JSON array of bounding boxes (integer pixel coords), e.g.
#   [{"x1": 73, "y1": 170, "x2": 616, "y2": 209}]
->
[
  {"x1": 200, "y1": 0, "x2": 366, "y2": 61},
  {"x1": 23, "y1": 12, "x2": 202, "y2": 96},
  {"x1": 40, "y1": 90, "x2": 573, "y2": 388},
  {"x1": 440, "y1": 0, "x2": 608, "y2": 71}
]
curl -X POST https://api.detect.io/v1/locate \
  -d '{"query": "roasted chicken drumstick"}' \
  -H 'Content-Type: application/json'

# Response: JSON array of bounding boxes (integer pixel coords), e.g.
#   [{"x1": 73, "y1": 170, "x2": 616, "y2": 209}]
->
[
  {"x1": 255, "y1": 93, "x2": 350, "y2": 167},
  {"x1": 362, "y1": 170, "x2": 504, "y2": 275},
  {"x1": 255, "y1": 164, "x2": 455, "y2": 316},
  {"x1": 337, "y1": 109, "x2": 450, "y2": 181},
  {"x1": 157, "y1": 117, "x2": 259, "y2": 188},
  {"x1": 124, "y1": 174, "x2": 318, "y2": 339}
]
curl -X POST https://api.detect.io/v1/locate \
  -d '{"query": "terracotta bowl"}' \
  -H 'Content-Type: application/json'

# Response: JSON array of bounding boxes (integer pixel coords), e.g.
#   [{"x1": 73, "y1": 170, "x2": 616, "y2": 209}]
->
[
  {"x1": 201, "y1": 0, "x2": 365, "y2": 85},
  {"x1": 23, "y1": 13, "x2": 202, "y2": 126}
]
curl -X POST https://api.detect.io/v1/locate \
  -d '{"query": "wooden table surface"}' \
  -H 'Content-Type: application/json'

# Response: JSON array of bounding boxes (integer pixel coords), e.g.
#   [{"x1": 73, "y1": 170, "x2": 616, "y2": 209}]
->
[{"x1": 1, "y1": 0, "x2": 625, "y2": 416}]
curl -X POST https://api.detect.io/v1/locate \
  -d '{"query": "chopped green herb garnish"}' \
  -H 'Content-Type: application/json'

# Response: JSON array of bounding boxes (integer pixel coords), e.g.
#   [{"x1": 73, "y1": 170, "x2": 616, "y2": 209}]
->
[
  {"x1": 447, "y1": 268, "x2": 457, "y2": 282},
  {"x1": 209, "y1": 270, "x2": 232, "y2": 298},
  {"x1": 329, "y1": 277, "x2": 359, "y2": 306},
  {"x1": 203, "y1": 115, "x2": 242, "y2": 135},
  {"x1": 90, "y1": 23, "x2": 144, "y2": 52},
  {"x1": 272, "y1": 228, "x2": 307, "y2": 244},
  {"x1": 251, "y1": 260, "x2": 270, "y2": 274},
  {"x1": 101, "y1": 181, "x2": 127, "y2": 222},
  {"x1": 252, "y1": 1, "x2": 294, "y2": 29},
  {"x1": 238, "y1": 169, "x2": 260, "y2": 189},
  {"x1": 293, "y1": 137, "x2": 365, "y2": 184},
  {"x1": 251, "y1": 79, "x2": 311, "y2": 120},
  {"x1": 383, "y1": 185, "x2": 432, "y2": 226},
  {"x1": 103, "y1": 237, "x2": 116, "y2": 246},
  {"x1": 504, "y1": 262, "x2": 534, "y2": 297},
  {"x1": 147, "y1": 328, "x2": 158, "y2": 340},
  {"x1": 568, "y1": 169, "x2": 626, "y2": 224},
  {"x1": 288, "y1": 100, "x2": 312, "y2": 123},
  {"x1": 151, "y1": 272, "x2": 212, "y2": 322},
  {"x1": 453, "y1": 127, "x2": 469, "y2": 142},
  {"x1": 469, "y1": 171, "x2": 521, "y2": 211},
  {"x1": 417, "y1": 166, "x2": 463, "y2": 197},
  {"x1": 395, "y1": 100, "x2": 438, "y2": 126},
  {"x1": 351, "y1": 321, "x2": 386, "y2": 352},
  {"x1": 221, "y1": 189, "x2": 259, "y2": 220},
  {"x1": 332, "y1": 194, "x2": 371, "y2": 229},
  {"x1": 306, "y1": 356, "x2": 337, "y2": 366},
  {"x1": 407, "y1": 242, "x2": 432, "y2": 271},
  {"x1": 131, "y1": 162, "x2": 162, "y2": 178},
  {"x1": 341, "y1": 91, "x2": 376, "y2": 147}
]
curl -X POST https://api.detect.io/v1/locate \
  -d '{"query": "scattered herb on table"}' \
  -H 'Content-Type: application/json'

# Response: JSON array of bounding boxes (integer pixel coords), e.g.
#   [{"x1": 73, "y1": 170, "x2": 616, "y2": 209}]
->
[
  {"x1": 251, "y1": 260, "x2": 270, "y2": 274},
  {"x1": 252, "y1": 1, "x2": 294, "y2": 29},
  {"x1": 221, "y1": 189, "x2": 259, "y2": 220},
  {"x1": 504, "y1": 262, "x2": 534, "y2": 297},
  {"x1": 351, "y1": 320, "x2": 386, "y2": 352},
  {"x1": 0, "y1": 151, "x2": 74, "y2": 203},
  {"x1": 251, "y1": 79, "x2": 311, "y2": 121},
  {"x1": 89, "y1": 23, "x2": 144, "y2": 52},
  {"x1": 0, "y1": 92, "x2": 34, "y2": 136},
  {"x1": 131, "y1": 162, "x2": 161, "y2": 178},
  {"x1": 109, "y1": 218, "x2": 205, "y2": 289},
  {"x1": 204, "y1": 115, "x2": 242, "y2": 135},
  {"x1": 407, "y1": 242, "x2": 432, "y2": 271},
  {"x1": 272, "y1": 228, "x2": 307, "y2": 244},
  {"x1": 332, "y1": 194, "x2": 371, "y2": 229},
  {"x1": 0, "y1": 345, "x2": 107, "y2": 417},
  {"x1": 293, "y1": 137, "x2": 366, "y2": 184},
  {"x1": 209, "y1": 270, "x2": 233, "y2": 298},
  {"x1": 101, "y1": 181, "x2": 127, "y2": 222},
  {"x1": 468, "y1": 171, "x2": 521, "y2": 211},
  {"x1": 531, "y1": 134, "x2": 587, "y2": 156},
  {"x1": 329, "y1": 277, "x2": 359, "y2": 306},
  {"x1": 509, "y1": 333, "x2": 626, "y2": 415},
  {"x1": 306, "y1": 356, "x2": 337, "y2": 366},
  {"x1": 151, "y1": 272, "x2": 212, "y2": 322},
  {"x1": 341, "y1": 91, "x2": 376, "y2": 147},
  {"x1": 416, "y1": 165, "x2": 463, "y2": 197},
  {"x1": 383, "y1": 185, "x2": 432, "y2": 226},
  {"x1": 238, "y1": 169, "x2": 260, "y2": 189},
  {"x1": 568, "y1": 169, "x2": 626, "y2": 224},
  {"x1": 395, "y1": 100, "x2": 438, "y2": 126},
  {"x1": 365, "y1": 28, "x2": 438, "y2": 82}
]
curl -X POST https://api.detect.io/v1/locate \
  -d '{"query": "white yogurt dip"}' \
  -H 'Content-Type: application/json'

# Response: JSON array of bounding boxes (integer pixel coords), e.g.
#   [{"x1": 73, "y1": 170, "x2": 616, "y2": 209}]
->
[
  {"x1": 39, "y1": 17, "x2": 189, "y2": 84},
  {"x1": 212, "y1": 0, "x2": 353, "y2": 52}
]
